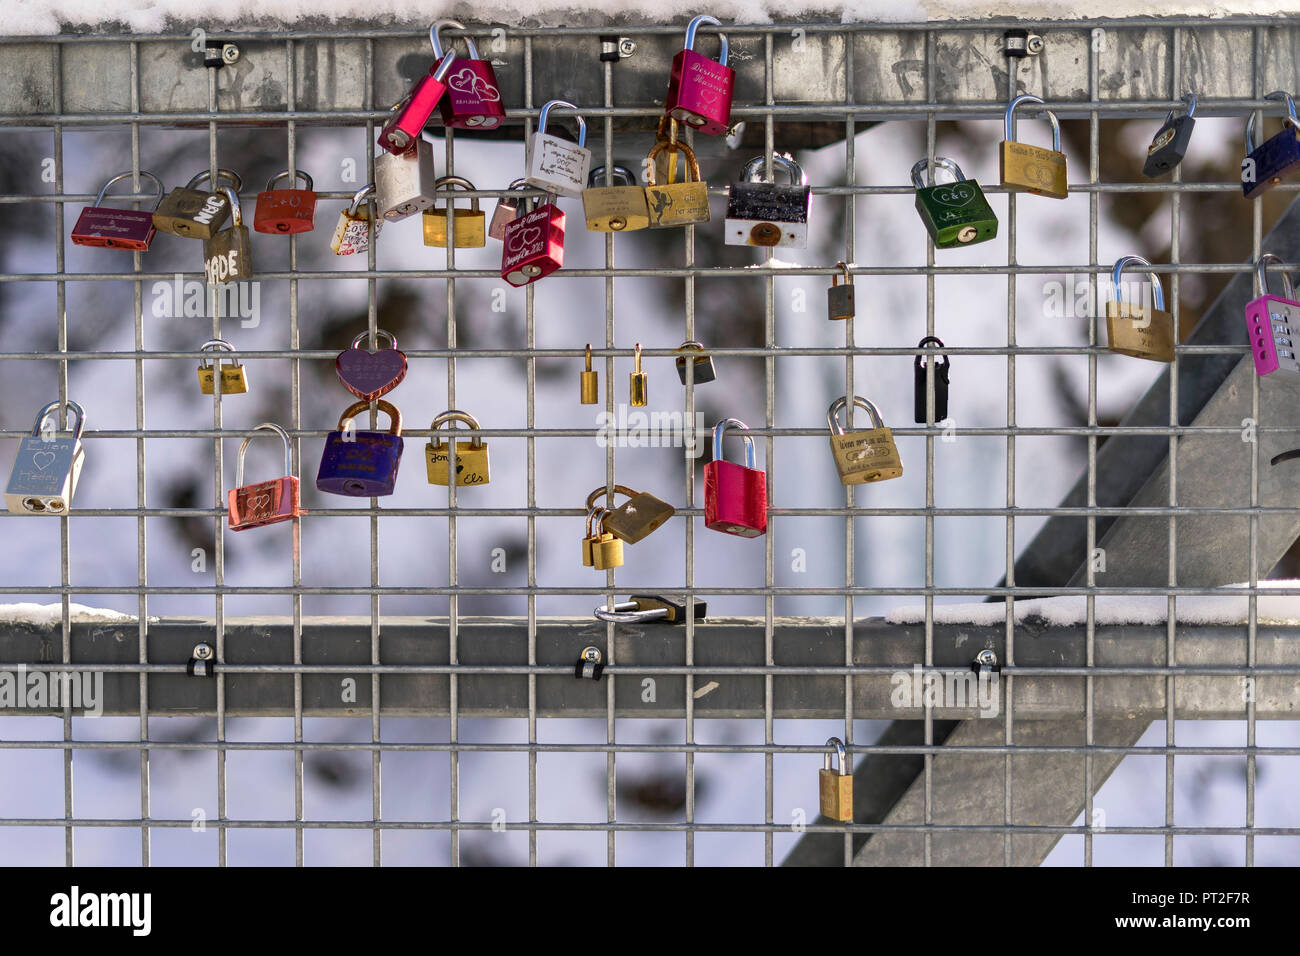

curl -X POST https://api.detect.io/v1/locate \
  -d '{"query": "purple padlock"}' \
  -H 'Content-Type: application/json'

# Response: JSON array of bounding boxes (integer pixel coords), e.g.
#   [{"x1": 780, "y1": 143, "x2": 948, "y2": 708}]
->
[
  {"x1": 316, "y1": 400, "x2": 405, "y2": 498},
  {"x1": 335, "y1": 329, "x2": 409, "y2": 402},
  {"x1": 71, "y1": 171, "x2": 164, "y2": 251}
]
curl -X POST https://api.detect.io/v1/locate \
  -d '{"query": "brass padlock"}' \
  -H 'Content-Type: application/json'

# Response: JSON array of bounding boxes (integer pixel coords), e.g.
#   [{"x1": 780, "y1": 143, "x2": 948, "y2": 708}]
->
[
  {"x1": 153, "y1": 168, "x2": 241, "y2": 239},
  {"x1": 197, "y1": 339, "x2": 249, "y2": 394},
  {"x1": 827, "y1": 261, "x2": 855, "y2": 321},
  {"x1": 1105, "y1": 254, "x2": 1176, "y2": 363},
  {"x1": 818, "y1": 737, "x2": 853, "y2": 822},
  {"x1": 582, "y1": 504, "x2": 608, "y2": 566},
  {"x1": 999, "y1": 94, "x2": 1068, "y2": 199},
  {"x1": 422, "y1": 176, "x2": 487, "y2": 248},
  {"x1": 585, "y1": 484, "x2": 675, "y2": 544},
  {"x1": 580, "y1": 343, "x2": 600, "y2": 404},
  {"x1": 582, "y1": 164, "x2": 650, "y2": 232},
  {"x1": 331, "y1": 184, "x2": 384, "y2": 256},
  {"x1": 591, "y1": 512, "x2": 625, "y2": 570},
  {"x1": 674, "y1": 341, "x2": 716, "y2": 385},
  {"x1": 827, "y1": 396, "x2": 904, "y2": 485},
  {"x1": 629, "y1": 343, "x2": 648, "y2": 407},
  {"x1": 202, "y1": 187, "x2": 253, "y2": 285},
  {"x1": 426, "y1": 409, "x2": 489, "y2": 486},
  {"x1": 645, "y1": 138, "x2": 711, "y2": 228}
]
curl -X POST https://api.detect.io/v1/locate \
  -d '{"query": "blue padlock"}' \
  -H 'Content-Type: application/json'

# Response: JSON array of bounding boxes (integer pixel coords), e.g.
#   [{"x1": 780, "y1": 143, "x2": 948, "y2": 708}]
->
[
  {"x1": 1243, "y1": 90, "x2": 1300, "y2": 199},
  {"x1": 316, "y1": 399, "x2": 404, "y2": 497}
]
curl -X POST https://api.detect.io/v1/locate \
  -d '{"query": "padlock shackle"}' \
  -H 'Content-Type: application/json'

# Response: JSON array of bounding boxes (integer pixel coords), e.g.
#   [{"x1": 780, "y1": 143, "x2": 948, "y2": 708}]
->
[
  {"x1": 832, "y1": 261, "x2": 852, "y2": 287},
  {"x1": 347, "y1": 184, "x2": 378, "y2": 216},
  {"x1": 585, "y1": 504, "x2": 609, "y2": 538},
  {"x1": 588, "y1": 165, "x2": 639, "y2": 188},
  {"x1": 31, "y1": 399, "x2": 86, "y2": 441},
  {"x1": 585, "y1": 484, "x2": 640, "y2": 512},
  {"x1": 1245, "y1": 90, "x2": 1299, "y2": 153},
  {"x1": 915, "y1": 336, "x2": 949, "y2": 370},
  {"x1": 265, "y1": 169, "x2": 314, "y2": 192},
  {"x1": 338, "y1": 398, "x2": 402, "y2": 436},
  {"x1": 430, "y1": 19, "x2": 481, "y2": 61},
  {"x1": 216, "y1": 185, "x2": 242, "y2": 226},
  {"x1": 235, "y1": 422, "x2": 292, "y2": 488},
  {"x1": 1256, "y1": 252, "x2": 1297, "y2": 301},
  {"x1": 824, "y1": 736, "x2": 850, "y2": 775},
  {"x1": 593, "y1": 601, "x2": 671, "y2": 624},
  {"x1": 433, "y1": 175, "x2": 481, "y2": 210},
  {"x1": 828, "y1": 396, "x2": 884, "y2": 435},
  {"x1": 683, "y1": 14, "x2": 728, "y2": 66},
  {"x1": 538, "y1": 99, "x2": 588, "y2": 149},
  {"x1": 350, "y1": 328, "x2": 398, "y2": 351},
  {"x1": 198, "y1": 338, "x2": 239, "y2": 370},
  {"x1": 712, "y1": 417, "x2": 756, "y2": 469},
  {"x1": 909, "y1": 156, "x2": 966, "y2": 190},
  {"x1": 94, "y1": 171, "x2": 164, "y2": 209},
  {"x1": 185, "y1": 168, "x2": 243, "y2": 192},
  {"x1": 1162, "y1": 91, "x2": 1197, "y2": 126},
  {"x1": 645, "y1": 139, "x2": 702, "y2": 186},
  {"x1": 676, "y1": 340, "x2": 705, "y2": 353},
  {"x1": 1111, "y1": 254, "x2": 1166, "y2": 311},
  {"x1": 1004, "y1": 94, "x2": 1061, "y2": 152},
  {"x1": 430, "y1": 409, "x2": 484, "y2": 448},
  {"x1": 741, "y1": 154, "x2": 805, "y2": 186}
]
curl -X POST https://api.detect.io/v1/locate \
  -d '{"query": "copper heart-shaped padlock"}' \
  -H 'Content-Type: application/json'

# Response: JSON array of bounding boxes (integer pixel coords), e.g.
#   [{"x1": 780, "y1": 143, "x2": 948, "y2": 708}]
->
[{"x1": 335, "y1": 329, "x2": 408, "y2": 402}]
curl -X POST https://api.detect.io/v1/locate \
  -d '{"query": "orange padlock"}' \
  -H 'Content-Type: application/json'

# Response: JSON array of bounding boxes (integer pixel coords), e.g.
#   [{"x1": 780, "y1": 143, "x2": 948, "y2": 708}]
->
[{"x1": 254, "y1": 170, "x2": 317, "y2": 235}]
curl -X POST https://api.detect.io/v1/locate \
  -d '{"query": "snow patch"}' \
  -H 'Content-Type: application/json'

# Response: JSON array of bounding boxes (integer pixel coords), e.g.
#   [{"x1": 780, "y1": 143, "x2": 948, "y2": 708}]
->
[{"x1": 0, "y1": 603, "x2": 137, "y2": 625}]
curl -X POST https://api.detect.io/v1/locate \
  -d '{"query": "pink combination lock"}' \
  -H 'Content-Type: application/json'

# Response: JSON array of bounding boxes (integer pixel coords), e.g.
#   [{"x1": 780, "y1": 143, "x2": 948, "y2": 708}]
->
[
  {"x1": 501, "y1": 194, "x2": 566, "y2": 287},
  {"x1": 379, "y1": 50, "x2": 458, "y2": 156},
  {"x1": 664, "y1": 14, "x2": 735, "y2": 136},
  {"x1": 704, "y1": 418, "x2": 768, "y2": 537},
  {"x1": 431, "y1": 20, "x2": 506, "y2": 130},
  {"x1": 1245, "y1": 252, "x2": 1300, "y2": 380}
]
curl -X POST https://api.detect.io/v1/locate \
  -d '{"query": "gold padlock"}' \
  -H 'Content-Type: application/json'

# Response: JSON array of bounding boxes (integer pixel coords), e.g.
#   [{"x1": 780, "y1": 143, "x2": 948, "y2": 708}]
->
[
  {"x1": 629, "y1": 343, "x2": 648, "y2": 407},
  {"x1": 818, "y1": 737, "x2": 853, "y2": 822},
  {"x1": 580, "y1": 343, "x2": 600, "y2": 404},
  {"x1": 425, "y1": 409, "x2": 490, "y2": 486},
  {"x1": 1105, "y1": 255, "x2": 1176, "y2": 363},
  {"x1": 196, "y1": 339, "x2": 249, "y2": 395},
  {"x1": 582, "y1": 164, "x2": 650, "y2": 232},
  {"x1": 582, "y1": 505, "x2": 608, "y2": 567},
  {"x1": 153, "y1": 168, "x2": 240, "y2": 239},
  {"x1": 645, "y1": 139, "x2": 711, "y2": 228},
  {"x1": 585, "y1": 484, "x2": 675, "y2": 544},
  {"x1": 591, "y1": 513, "x2": 625, "y2": 570},
  {"x1": 827, "y1": 396, "x2": 904, "y2": 485},
  {"x1": 422, "y1": 176, "x2": 487, "y2": 248},
  {"x1": 999, "y1": 94, "x2": 1068, "y2": 199}
]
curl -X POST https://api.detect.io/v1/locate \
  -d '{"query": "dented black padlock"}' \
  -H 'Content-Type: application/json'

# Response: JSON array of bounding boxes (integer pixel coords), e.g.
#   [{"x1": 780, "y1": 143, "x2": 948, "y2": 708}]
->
[
  {"x1": 1143, "y1": 93, "x2": 1197, "y2": 178},
  {"x1": 914, "y1": 336, "x2": 950, "y2": 424}
]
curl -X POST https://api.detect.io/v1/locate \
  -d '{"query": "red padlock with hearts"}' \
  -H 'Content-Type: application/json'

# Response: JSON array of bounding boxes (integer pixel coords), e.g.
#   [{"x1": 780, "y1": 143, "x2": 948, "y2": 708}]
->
[
  {"x1": 227, "y1": 423, "x2": 305, "y2": 531},
  {"x1": 335, "y1": 329, "x2": 409, "y2": 402},
  {"x1": 501, "y1": 193, "x2": 565, "y2": 287}
]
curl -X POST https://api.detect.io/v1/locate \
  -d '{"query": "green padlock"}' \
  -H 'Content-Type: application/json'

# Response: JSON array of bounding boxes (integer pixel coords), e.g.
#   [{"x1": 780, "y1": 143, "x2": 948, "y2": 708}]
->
[{"x1": 911, "y1": 157, "x2": 998, "y2": 249}]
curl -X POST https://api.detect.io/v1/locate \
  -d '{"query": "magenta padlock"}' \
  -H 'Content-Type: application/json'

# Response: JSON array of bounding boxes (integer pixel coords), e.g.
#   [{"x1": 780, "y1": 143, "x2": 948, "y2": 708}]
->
[
  {"x1": 70, "y1": 171, "x2": 163, "y2": 250},
  {"x1": 1245, "y1": 252, "x2": 1300, "y2": 380},
  {"x1": 379, "y1": 49, "x2": 458, "y2": 156},
  {"x1": 431, "y1": 20, "x2": 506, "y2": 130},
  {"x1": 665, "y1": 14, "x2": 735, "y2": 136},
  {"x1": 501, "y1": 193, "x2": 566, "y2": 286},
  {"x1": 703, "y1": 418, "x2": 767, "y2": 537},
  {"x1": 316, "y1": 400, "x2": 405, "y2": 498}
]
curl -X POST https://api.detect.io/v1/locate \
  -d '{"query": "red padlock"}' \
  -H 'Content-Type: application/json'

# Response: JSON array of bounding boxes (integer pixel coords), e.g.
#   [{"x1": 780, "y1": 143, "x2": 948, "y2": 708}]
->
[
  {"x1": 254, "y1": 169, "x2": 317, "y2": 234},
  {"x1": 227, "y1": 423, "x2": 305, "y2": 531},
  {"x1": 704, "y1": 418, "x2": 767, "y2": 537},
  {"x1": 71, "y1": 171, "x2": 163, "y2": 250},
  {"x1": 431, "y1": 20, "x2": 506, "y2": 130},
  {"x1": 379, "y1": 49, "x2": 458, "y2": 156},
  {"x1": 501, "y1": 194, "x2": 566, "y2": 287},
  {"x1": 664, "y1": 14, "x2": 735, "y2": 137}
]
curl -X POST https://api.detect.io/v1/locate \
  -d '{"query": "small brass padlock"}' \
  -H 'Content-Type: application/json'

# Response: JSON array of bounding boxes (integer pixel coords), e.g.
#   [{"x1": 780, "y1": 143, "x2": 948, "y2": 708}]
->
[
  {"x1": 422, "y1": 176, "x2": 487, "y2": 248},
  {"x1": 202, "y1": 187, "x2": 253, "y2": 285},
  {"x1": 828, "y1": 396, "x2": 904, "y2": 486},
  {"x1": 585, "y1": 484, "x2": 675, "y2": 544},
  {"x1": 999, "y1": 94, "x2": 1068, "y2": 199},
  {"x1": 827, "y1": 261, "x2": 855, "y2": 320},
  {"x1": 426, "y1": 410, "x2": 490, "y2": 486},
  {"x1": 1105, "y1": 255, "x2": 1176, "y2": 363},
  {"x1": 580, "y1": 343, "x2": 600, "y2": 404},
  {"x1": 197, "y1": 339, "x2": 249, "y2": 395},
  {"x1": 331, "y1": 184, "x2": 384, "y2": 256},
  {"x1": 818, "y1": 737, "x2": 853, "y2": 822},
  {"x1": 582, "y1": 164, "x2": 650, "y2": 233},
  {"x1": 591, "y1": 513, "x2": 625, "y2": 570},
  {"x1": 582, "y1": 505, "x2": 609, "y2": 566},
  {"x1": 674, "y1": 341, "x2": 716, "y2": 385},
  {"x1": 645, "y1": 138, "x2": 711, "y2": 228},
  {"x1": 153, "y1": 168, "x2": 240, "y2": 239},
  {"x1": 629, "y1": 343, "x2": 648, "y2": 407}
]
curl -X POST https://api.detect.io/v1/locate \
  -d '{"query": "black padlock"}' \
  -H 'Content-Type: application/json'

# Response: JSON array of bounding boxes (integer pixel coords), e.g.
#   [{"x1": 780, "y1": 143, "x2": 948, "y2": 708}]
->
[
  {"x1": 1143, "y1": 93, "x2": 1197, "y2": 178},
  {"x1": 914, "y1": 336, "x2": 949, "y2": 424}
]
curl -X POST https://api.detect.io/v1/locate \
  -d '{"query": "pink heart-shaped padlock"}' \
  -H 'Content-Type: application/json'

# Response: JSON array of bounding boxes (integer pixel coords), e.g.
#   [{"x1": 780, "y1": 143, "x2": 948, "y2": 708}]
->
[{"x1": 335, "y1": 329, "x2": 408, "y2": 402}]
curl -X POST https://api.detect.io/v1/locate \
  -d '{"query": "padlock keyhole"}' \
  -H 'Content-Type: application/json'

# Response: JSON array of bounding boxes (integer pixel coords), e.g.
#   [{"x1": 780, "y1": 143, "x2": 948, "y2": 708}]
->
[{"x1": 750, "y1": 223, "x2": 781, "y2": 246}]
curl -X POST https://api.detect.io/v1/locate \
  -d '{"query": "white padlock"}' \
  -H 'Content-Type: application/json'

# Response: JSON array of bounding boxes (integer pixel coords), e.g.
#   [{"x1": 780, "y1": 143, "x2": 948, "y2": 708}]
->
[
  {"x1": 375, "y1": 138, "x2": 439, "y2": 222},
  {"x1": 525, "y1": 99, "x2": 591, "y2": 199}
]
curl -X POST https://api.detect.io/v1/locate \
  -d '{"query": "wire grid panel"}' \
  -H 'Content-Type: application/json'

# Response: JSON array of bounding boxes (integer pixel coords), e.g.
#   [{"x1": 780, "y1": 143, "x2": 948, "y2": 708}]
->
[{"x1": 0, "y1": 18, "x2": 1299, "y2": 867}]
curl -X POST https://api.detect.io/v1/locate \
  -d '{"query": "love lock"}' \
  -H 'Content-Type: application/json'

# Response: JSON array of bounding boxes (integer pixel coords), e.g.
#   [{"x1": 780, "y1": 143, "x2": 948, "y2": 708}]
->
[
  {"x1": 187, "y1": 643, "x2": 215, "y2": 677},
  {"x1": 592, "y1": 594, "x2": 707, "y2": 624}
]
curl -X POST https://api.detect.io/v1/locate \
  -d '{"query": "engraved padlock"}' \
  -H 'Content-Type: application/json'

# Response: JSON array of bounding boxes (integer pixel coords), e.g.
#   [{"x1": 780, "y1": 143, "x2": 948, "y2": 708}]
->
[
  {"x1": 911, "y1": 156, "x2": 998, "y2": 248},
  {"x1": 489, "y1": 179, "x2": 533, "y2": 241},
  {"x1": 330, "y1": 184, "x2": 384, "y2": 256},
  {"x1": 426, "y1": 410, "x2": 490, "y2": 486},
  {"x1": 827, "y1": 261, "x2": 854, "y2": 321},
  {"x1": 379, "y1": 47, "x2": 458, "y2": 156},
  {"x1": 1105, "y1": 255, "x2": 1176, "y2": 363},
  {"x1": 500, "y1": 191, "x2": 566, "y2": 287},
  {"x1": 1245, "y1": 252, "x2": 1300, "y2": 380},
  {"x1": 335, "y1": 329, "x2": 409, "y2": 402},
  {"x1": 1242, "y1": 91, "x2": 1300, "y2": 200},
  {"x1": 725, "y1": 154, "x2": 811, "y2": 248},
  {"x1": 585, "y1": 485, "x2": 676, "y2": 544},
  {"x1": 153, "y1": 168, "x2": 240, "y2": 239},
  {"x1": 664, "y1": 14, "x2": 735, "y2": 136},
  {"x1": 583, "y1": 165, "x2": 650, "y2": 233},
  {"x1": 375, "y1": 138, "x2": 439, "y2": 222},
  {"x1": 818, "y1": 737, "x2": 853, "y2": 822},
  {"x1": 703, "y1": 418, "x2": 767, "y2": 537},
  {"x1": 5, "y1": 400, "x2": 86, "y2": 516},
  {"x1": 227, "y1": 422, "x2": 304, "y2": 531},
  {"x1": 644, "y1": 138, "x2": 711, "y2": 228},
  {"x1": 422, "y1": 176, "x2": 486, "y2": 248},
  {"x1": 828, "y1": 396, "x2": 904, "y2": 486},
  {"x1": 431, "y1": 20, "x2": 506, "y2": 130},
  {"x1": 71, "y1": 171, "x2": 163, "y2": 251},
  {"x1": 316, "y1": 400, "x2": 405, "y2": 498},
  {"x1": 254, "y1": 169, "x2": 317, "y2": 235},
  {"x1": 914, "y1": 337, "x2": 949, "y2": 424},
  {"x1": 525, "y1": 100, "x2": 591, "y2": 199},
  {"x1": 674, "y1": 341, "x2": 716, "y2": 385},
  {"x1": 1144, "y1": 92, "x2": 1197, "y2": 179},
  {"x1": 999, "y1": 94, "x2": 1068, "y2": 199},
  {"x1": 202, "y1": 186, "x2": 253, "y2": 285},
  {"x1": 197, "y1": 339, "x2": 249, "y2": 395}
]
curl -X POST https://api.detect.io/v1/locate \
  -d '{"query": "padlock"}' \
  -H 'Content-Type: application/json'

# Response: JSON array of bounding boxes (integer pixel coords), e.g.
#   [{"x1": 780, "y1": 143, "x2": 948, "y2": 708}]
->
[
  {"x1": 724, "y1": 154, "x2": 811, "y2": 248},
  {"x1": 316, "y1": 400, "x2": 405, "y2": 498},
  {"x1": 525, "y1": 100, "x2": 591, "y2": 199},
  {"x1": 425, "y1": 410, "x2": 490, "y2": 486},
  {"x1": 910, "y1": 156, "x2": 998, "y2": 248},
  {"x1": 1242, "y1": 90, "x2": 1300, "y2": 200},
  {"x1": 999, "y1": 94, "x2": 1068, "y2": 199},
  {"x1": 431, "y1": 20, "x2": 507, "y2": 130},
  {"x1": 582, "y1": 505, "x2": 610, "y2": 566},
  {"x1": 187, "y1": 643, "x2": 215, "y2": 678},
  {"x1": 1105, "y1": 255, "x2": 1176, "y2": 363},
  {"x1": 500, "y1": 193, "x2": 566, "y2": 287},
  {"x1": 4, "y1": 400, "x2": 86, "y2": 516},
  {"x1": 593, "y1": 595, "x2": 708, "y2": 624},
  {"x1": 1245, "y1": 252, "x2": 1300, "y2": 380},
  {"x1": 378, "y1": 48, "x2": 458, "y2": 156},
  {"x1": 828, "y1": 396, "x2": 904, "y2": 486},
  {"x1": 818, "y1": 737, "x2": 853, "y2": 822},
  {"x1": 629, "y1": 343, "x2": 648, "y2": 407},
  {"x1": 664, "y1": 14, "x2": 735, "y2": 136},
  {"x1": 591, "y1": 512, "x2": 626, "y2": 570},
  {"x1": 914, "y1": 337, "x2": 949, "y2": 424},
  {"x1": 489, "y1": 179, "x2": 533, "y2": 241},
  {"x1": 152, "y1": 168, "x2": 240, "y2": 239},
  {"x1": 202, "y1": 187, "x2": 253, "y2": 285},
  {"x1": 580, "y1": 343, "x2": 600, "y2": 404},
  {"x1": 197, "y1": 339, "x2": 249, "y2": 395},
  {"x1": 827, "y1": 261, "x2": 854, "y2": 320},
  {"x1": 703, "y1": 418, "x2": 767, "y2": 537},
  {"x1": 227, "y1": 423, "x2": 304, "y2": 531},
  {"x1": 335, "y1": 329, "x2": 409, "y2": 402},
  {"x1": 575, "y1": 646, "x2": 604, "y2": 680},
  {"x1": 254, "y1": 169, "x2": 317, "y2": 235},
  {"x1": 582, "y1": 165, "x2": 650, "y2": 233},
  {"x1": 375, "y1": 138, "x2": 439, "y2": 222},
  {"x1": 422, "y1": 176, "x2": 487, "y2": 248},
  {"x1": 674, "y1": 341, "x2": 716, "y2": 385},
  {"x1": 585, "y1": 485, "x2": 676, "y2": 544},
  {"x1": 1143, "y1": 92, "x2": 1197, "y2": 178},
  {"x1": 644, "y1": 138, "x2": 711, "y2": 228},
  {"x1": 71, "y1": 171, "x2": 163, "y2": 250},
  {"x1": 330, "y1": 184, "x2": 384, "y2": 255}
]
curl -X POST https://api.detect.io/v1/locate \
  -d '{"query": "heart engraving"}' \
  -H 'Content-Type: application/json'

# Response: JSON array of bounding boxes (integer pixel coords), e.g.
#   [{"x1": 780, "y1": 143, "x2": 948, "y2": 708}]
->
[
  {"x1": 336, "y1": 345, "x2": 409, "y2": 402},
  {"x1": 507, "y1": 224, "x2": 543, "y2": 253},
  {"x1": 931, "y1": 183, "x2": 976, "y2": 208},
  {"x1": 32, "y1": 451, "x2": 56, "y2": 471}
]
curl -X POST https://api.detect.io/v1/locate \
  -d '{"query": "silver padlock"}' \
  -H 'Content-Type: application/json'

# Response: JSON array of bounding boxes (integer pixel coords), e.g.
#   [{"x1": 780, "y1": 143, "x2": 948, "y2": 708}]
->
[
  {"x1": 489, "y1": 179, "x2": 532, "y2": 241},
  {"x1": 525, "y1": 99, "x2": 591, "y2": 199},
  {"x1": 375, "y1": 138, "x2": 439, "y2": 222},
  {"x1": 5, "y1": 400, "x2": 86, "y2": 515},
  {"x1": 725, "y1": 154, "x2": 811, "y2": 249}
]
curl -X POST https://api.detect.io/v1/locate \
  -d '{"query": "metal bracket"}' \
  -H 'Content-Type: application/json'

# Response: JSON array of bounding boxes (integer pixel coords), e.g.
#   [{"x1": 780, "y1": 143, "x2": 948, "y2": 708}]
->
[
  {"x1": 1003, "y1": 29, "x2": 1043, "y2": 57},
  {"x1": 203, "y1": 42, "x2": 240, "y2": 68},
  {"x1": 575, "y1": 646, "x2": 604, "y2": 680},
  {"x1": 187, "y1": 642, "x2": 214, "y2": 677},
  {"x1": 599, "y1": 36, "x2": 636, "y2": 62}
]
